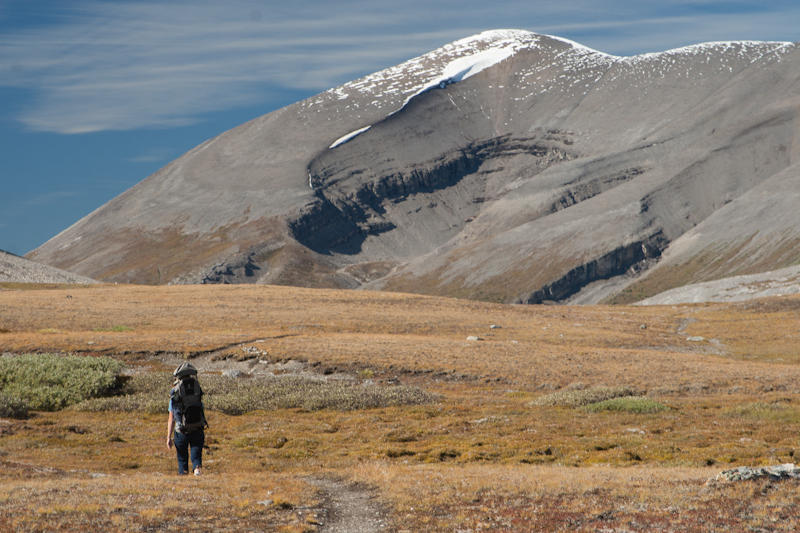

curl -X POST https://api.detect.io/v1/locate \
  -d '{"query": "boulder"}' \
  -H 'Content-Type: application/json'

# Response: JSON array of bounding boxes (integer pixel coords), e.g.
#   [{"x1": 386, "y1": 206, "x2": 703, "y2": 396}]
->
[{"x1": 714, "y1": 464, "x2": 800, "y2": 482}]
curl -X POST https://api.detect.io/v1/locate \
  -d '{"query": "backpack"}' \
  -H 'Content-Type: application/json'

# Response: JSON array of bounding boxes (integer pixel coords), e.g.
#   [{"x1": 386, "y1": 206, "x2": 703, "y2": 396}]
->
[{"x1": 174, "y1": 376, "x2": 208, "y2": 433}]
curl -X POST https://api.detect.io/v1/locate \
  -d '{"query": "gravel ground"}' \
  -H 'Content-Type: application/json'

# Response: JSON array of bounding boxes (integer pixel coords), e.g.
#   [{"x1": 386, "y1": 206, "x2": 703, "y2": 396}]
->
[
  {"x1": 637, "y1": 264, "x2": 800, "y2": 305},
  {"x1": 308, "y1": 477, "x2": 388, "y2": 533},
  {"x1": 0, "y1": 249, "x2": 97, "y2": 284}
]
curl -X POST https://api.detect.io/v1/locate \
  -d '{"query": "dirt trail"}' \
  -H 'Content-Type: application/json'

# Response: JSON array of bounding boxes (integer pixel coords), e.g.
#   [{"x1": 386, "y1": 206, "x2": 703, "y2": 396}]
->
[{"x1": 308, "y1": 477, "x2": 388, "y2": 533}]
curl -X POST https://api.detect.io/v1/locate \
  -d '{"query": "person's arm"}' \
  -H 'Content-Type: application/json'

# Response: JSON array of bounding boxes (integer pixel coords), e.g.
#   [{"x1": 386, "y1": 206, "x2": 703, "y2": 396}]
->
[{"x1": 166, "y1": 409, "x2": 175, "y2": 450}]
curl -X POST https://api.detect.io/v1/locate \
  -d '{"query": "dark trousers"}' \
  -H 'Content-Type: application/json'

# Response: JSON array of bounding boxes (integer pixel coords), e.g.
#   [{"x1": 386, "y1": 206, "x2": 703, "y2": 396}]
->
[{"x1": 174, "y1": 429, "x2": 204, "y2": 474}]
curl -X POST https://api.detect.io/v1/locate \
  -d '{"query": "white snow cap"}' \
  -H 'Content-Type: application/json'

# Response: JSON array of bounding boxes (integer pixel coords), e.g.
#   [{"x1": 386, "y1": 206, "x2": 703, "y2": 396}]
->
[{"x1": 323, "y1": 29, "x2": 795, "y2": 150}]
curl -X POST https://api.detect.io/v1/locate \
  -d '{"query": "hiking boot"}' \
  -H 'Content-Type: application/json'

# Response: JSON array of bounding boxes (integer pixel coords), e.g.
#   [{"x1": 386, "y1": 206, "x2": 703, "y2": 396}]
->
[{"x1": 193, "y1": 467, "x2": 202, "y2": 476}]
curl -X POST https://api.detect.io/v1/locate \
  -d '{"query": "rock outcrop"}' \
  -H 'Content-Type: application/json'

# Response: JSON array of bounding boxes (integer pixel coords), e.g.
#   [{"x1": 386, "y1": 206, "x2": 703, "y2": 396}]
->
[{"x1": 713, "y1": 464, "x2": 800, "y2": 483}]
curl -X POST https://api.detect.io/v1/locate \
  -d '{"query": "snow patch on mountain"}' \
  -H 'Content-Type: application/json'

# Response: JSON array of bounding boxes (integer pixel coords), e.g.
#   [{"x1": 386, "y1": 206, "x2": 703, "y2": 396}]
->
[
  {"x1": 327, "y1": 32, "x2": 529, "y2": 149},
  {"x1": 376, "y1": 43, "x2": 520, "y2": 124},
  {"x1": 402, "y1": 44, "x2": 518, "y2": 103},
  {"x1": 544, "y1": 34, "x2": 618, "y2": 59},
  {"x1": 329, "y1": 125, "x2": 372, "y2": 149}
]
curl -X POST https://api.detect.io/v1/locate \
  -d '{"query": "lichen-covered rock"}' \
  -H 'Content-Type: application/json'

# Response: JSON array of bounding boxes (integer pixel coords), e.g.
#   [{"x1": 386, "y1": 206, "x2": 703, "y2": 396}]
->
[{"x1": 714, "y1": 464, "x2": 800, "y2": 483}]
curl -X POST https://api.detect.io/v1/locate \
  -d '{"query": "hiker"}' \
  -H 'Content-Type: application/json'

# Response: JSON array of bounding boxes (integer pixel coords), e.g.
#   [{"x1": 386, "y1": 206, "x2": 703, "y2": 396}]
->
[{"x1": 166, "y1": 362, "x2": 208, "y2": 475}]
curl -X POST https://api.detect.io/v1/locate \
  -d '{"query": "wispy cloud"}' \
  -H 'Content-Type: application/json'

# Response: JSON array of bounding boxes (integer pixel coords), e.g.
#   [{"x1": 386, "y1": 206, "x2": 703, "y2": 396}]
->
[
  {"x1": 0, "y1": 2, "x2": 461, "y2": 133},
  {"x1": 1, "y1": 0, "x2": 797, "y2": 134}
]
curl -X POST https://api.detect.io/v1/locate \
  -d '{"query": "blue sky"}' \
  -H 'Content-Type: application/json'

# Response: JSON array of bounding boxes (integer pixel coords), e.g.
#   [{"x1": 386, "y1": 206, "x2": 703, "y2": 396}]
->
[{"x1": 1, "y1": 1, "x2": 798, "y2": 256}]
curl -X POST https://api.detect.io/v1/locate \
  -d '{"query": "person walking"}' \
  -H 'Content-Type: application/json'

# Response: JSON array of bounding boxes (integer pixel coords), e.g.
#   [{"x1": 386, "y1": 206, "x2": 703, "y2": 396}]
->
[{"x1": 166, "y1": 362, "x2": 208, "y2": 475}]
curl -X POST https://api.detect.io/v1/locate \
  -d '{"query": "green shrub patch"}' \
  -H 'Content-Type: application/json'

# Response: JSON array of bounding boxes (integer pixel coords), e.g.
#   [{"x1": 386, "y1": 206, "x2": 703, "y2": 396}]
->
[
  {"x1": 0, "y1": 392, "x2": 29, "y2": 419},
  {"x1": 0, "y1": 353, "x2": 123, "y2": 411},
  {"x1": 583, "y1": 396, "x2": 670, "y2": 414}
]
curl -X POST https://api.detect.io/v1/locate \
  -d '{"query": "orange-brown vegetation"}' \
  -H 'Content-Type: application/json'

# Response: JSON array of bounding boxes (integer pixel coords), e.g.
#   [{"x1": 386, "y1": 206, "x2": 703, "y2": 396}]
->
[{"x1": 1, "y1": 283, "x2": 800, "y2": 531}]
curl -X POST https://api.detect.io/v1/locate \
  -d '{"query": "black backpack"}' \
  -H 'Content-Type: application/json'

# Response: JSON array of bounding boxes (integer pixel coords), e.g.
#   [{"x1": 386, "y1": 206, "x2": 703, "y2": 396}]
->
[{"x1": 174, "y1": 377, "x2": 208, "y2": 432}]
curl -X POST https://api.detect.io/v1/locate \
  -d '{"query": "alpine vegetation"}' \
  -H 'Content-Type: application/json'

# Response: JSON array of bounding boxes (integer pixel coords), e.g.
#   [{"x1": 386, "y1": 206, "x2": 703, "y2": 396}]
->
[
  {"x1": 530, "y1": 385, "x2": 639, "y2": 407},
  {"x1": 75, "y1": 372, "x2": 437, "y2": 414},
  {"x1": 0, "y1": 353, "x2": 122, "y2": 412}
]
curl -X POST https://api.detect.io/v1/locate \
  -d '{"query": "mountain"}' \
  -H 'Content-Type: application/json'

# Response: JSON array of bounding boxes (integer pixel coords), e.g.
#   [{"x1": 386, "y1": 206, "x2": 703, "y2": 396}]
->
[
  {"x1": 1, "y1": 249, "x2": 96, "y2": 284},
  {"x1": 27, "y1": 30, "x2": 800, "y2": 303}
]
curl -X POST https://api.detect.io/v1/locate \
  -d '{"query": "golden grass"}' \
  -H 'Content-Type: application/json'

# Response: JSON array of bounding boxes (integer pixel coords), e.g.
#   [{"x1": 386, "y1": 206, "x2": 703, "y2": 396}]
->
[
  {"x1": 352, "y1": 463, "x2": 800, "y2": 531},
  {"x1": 2, "y1": 284, "x2": 800, "y2": 530},
  {"x1": 0, "y1": 465, "x2": 316, "y2": 532}
]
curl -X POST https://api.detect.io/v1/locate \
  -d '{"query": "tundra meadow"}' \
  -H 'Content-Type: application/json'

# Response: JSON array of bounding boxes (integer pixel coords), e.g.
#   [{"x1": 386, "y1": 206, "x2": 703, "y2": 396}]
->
[{"x1": 2, "y1": 283, "x2": 800, "y2": 531}]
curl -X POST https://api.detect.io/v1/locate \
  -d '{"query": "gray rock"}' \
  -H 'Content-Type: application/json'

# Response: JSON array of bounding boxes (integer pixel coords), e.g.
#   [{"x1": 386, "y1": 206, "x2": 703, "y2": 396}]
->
[
  {"x1": 466, "y1": 336, "x2": 483, "y2": 341},
  {"x1": 222, "y1": 369, "x2": 245, "y2": 378},
  {"x1": 715, "y1": 464, "x2": 800, "y2": 482}
]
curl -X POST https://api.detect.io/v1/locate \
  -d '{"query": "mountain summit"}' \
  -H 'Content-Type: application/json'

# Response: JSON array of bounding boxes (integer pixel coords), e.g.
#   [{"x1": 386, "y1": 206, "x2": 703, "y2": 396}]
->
[{"x1": 28, "y1": 30, "x2": 800, "y2": 303}]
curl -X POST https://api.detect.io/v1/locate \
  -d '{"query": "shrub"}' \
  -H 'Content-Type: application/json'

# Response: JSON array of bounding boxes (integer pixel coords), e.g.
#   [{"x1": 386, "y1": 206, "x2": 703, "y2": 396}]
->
[
  {"x1": 72, "y1": 372, "x2": 172, "y2": 413},
  {"x1": 209, "y1": 375, "x2": 437, "y2": 414},
  {"x1": 0, "y1": 354, "x2": 123, "y2": 411},
  {"x1": 583, "y1": 396, "x2": 670, "y2": 414},
  {"x1": 0, "y1": 392, "x2": 29, "y2": 418},
  {"x1": 73, "y1": 394, "x2": 166, "y2": 414},
  {"x1": 530, "y1": 385, "x2": 638, "y2": 407},
  {"x1": 73, "y1": 372, "x2": 438, "y2": 414}
]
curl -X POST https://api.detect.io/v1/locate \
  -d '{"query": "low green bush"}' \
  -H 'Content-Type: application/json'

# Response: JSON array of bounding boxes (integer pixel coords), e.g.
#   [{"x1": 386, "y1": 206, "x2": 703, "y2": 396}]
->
[
  {"x1": 0, "y1": 353, "x2": 123, "y2": 411},
  {"x1": 531, "y1": 385, "x2": 638, "y2": 408},
  {"x1": 583, "y1": 396, "x2": 670, "y2": 414},
  {"x1": 74, "y1": 394, "x2": 166, "y2": 414},
  {"x1": 208, "y1": 376, "x2": 436, "y2": 414},
  {"x1": 0, "y1": 392, "x2": 29, "y2": 419},
  {"x1": 74, "y1": 372, "x2": 437, "y2": 414}
]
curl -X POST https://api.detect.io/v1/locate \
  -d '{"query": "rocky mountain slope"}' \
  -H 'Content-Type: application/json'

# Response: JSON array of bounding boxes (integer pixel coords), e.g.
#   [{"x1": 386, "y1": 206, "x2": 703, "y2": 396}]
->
[
  {"x1": 634, "y1": 264, "x2": 800, "y2": 305},
  {"x1": 1, "y1": 249, "x2": 96, "y2": 284},
  {"x1": 27, "y1": 30, "x2": 800, "y2": 303}
]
